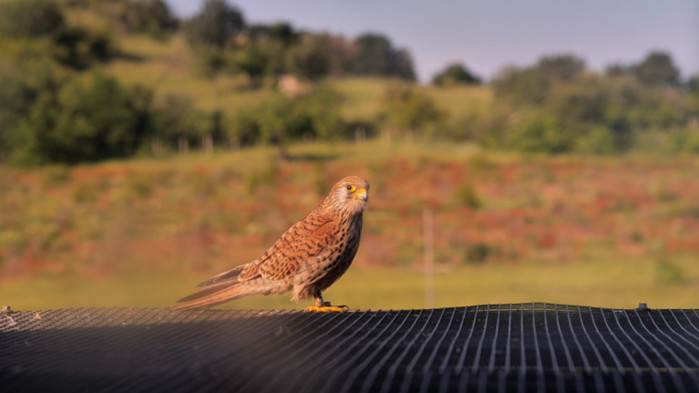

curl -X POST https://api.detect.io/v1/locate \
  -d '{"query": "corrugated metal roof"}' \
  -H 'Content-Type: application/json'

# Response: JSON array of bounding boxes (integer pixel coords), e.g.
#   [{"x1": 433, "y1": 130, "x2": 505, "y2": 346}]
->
[{"x1": 1, "y1": 303, "x2": 697, "y2": 392}]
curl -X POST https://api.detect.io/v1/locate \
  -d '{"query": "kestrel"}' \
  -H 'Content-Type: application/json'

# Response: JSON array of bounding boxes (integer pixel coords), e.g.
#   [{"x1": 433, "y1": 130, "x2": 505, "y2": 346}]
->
[{"x1": 176, "y1": 176, "x2": 369, "y2": 312}]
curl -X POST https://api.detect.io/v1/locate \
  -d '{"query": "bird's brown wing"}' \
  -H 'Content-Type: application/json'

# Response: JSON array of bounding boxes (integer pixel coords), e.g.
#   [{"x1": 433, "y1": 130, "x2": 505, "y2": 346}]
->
[{"x1": 238, "y1": 214, "x2": 337, "y2": 281}]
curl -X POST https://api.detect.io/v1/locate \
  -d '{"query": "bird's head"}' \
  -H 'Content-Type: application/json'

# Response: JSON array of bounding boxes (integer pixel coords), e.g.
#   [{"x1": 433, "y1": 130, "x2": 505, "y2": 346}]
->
[{"x1": 325, "y1": 176, "x2": 369, "y2": 215}]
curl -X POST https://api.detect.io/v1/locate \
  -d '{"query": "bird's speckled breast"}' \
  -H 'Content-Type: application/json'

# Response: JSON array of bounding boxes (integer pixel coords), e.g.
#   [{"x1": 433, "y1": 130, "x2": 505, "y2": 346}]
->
[{"x1": 299, "y1": 212, "x2": 363, "y2": 298}]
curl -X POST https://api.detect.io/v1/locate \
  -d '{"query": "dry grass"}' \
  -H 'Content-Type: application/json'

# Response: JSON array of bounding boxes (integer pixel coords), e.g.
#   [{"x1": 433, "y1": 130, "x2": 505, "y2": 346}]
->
[{"x1": 2, "y1": 141, "x2": 699, "y2": 311}]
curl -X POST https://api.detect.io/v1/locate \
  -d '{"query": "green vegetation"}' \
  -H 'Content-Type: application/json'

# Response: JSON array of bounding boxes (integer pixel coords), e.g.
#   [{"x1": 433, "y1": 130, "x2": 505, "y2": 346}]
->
[
  {"x1": 1, "y1": 0, "x2": 697, "y2": 166},
  {"x1": 431, "y1": 62, "x2": 481, "y2": 87},
  {"x1": 1, "y1": 1, "x2": 697, "y2": 311},
  {"x1": 489, "y1": 53, "x2": 698, "y2": 154}
]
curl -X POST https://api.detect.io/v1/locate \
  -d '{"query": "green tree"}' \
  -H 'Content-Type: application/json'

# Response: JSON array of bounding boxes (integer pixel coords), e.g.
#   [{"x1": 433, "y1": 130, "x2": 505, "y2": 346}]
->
[
  {"x1": 379, "y1": 84, "x2": 443, "y2": 134},
  {"x1": 547, "y1": 75, "x2": 607, "y2": 130},
  {"x1": 227, "y1": 88, "x2": 345, "y2": 150},
  {"x1": 390, "y1": 49, "x2": 416, "y2": 81},
  {"x1": 0, "y1": 0, "x2": 64, "y2": 37},
  {"x1": 51, "y1": 26, "x2": 114, "y2": 70},
  {"x1": 119, "y1": 0, "x2": 178, "y2": 38},
  {"x1": 257, "y1": 95, "x2": 293, "y2": 160},
  {"x1": 239, "y1": 22, "x2": 299, "y2": 80},
  {"x1": 432, "y1": 62, "x2": 481, "y2": 87},
  {"x1": 687, "y1": 73, "x2": 699, "y2": 115},
  {"x1": 232, "y1": 44, "x2": 269, "y2": 86},
  {"x1": 292, "y1": 88, "x2": 344, "y2": 140},
  {"x1": 536, "y1": 54, "x2": 586, "y2": 81},
  {"x1": 353, "y1": 33, "x2": 391, "y2": 76},
  {"x1": 493, "y1": 54, "x2": 586, "y2": 105},
  {"x1": 286, "y1": 33, "x2": 333, "y2": 81},
  {"x1": 352, "y1": 33, "x2": 416, "y2": 80},
  {"x1": 149, "y1": 94, "x2": 208, "y2": 151},
  {"x1": 492, "y1": 66, "x2": 549, "y2": 105},
  {"x1": 9, "y1": 74, "x2": 151, "y2": 164},
  {"x1": 184, "y1": 0, "x2": 244, "y2": 48},
  {"x1": 248, "y1": 22, "x2": 297, "y2": 47},
  {"x1": 688, "y1": 73, "x2": 699, "y2": 93},
  {"x1": 633, "y1": 51, "x2": 680, "y2": 86}
]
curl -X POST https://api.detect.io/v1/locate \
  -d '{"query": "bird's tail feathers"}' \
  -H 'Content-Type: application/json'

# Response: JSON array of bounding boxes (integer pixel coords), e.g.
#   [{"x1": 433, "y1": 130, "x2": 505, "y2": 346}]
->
[
  {"x1": 196, "y1": 265, "x2": 245, "y2": 287},
  {"x1": 175, "y1": 281, "x2": 247, "y2": 310}
]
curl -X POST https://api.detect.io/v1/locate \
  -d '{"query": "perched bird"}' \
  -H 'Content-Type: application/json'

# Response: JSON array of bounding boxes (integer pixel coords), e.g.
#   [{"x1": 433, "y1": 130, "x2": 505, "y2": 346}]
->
[{"x1": 176, "y1": 176, "x2": 369, "y2": 312}]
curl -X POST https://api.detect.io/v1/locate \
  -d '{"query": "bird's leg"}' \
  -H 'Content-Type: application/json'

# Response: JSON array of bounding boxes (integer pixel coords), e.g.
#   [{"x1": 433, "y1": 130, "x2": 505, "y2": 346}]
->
[{"x1": 306, "y1": 291, "x2": 349, "y2": 312}]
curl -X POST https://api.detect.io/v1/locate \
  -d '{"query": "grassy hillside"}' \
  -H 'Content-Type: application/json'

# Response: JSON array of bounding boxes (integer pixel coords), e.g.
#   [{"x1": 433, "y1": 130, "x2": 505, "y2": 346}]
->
[
  {"x1": 102, "y1": 35, "x2": 276, "y2": 113},
  {"x1": 99, "y1": 31, "x2": 492, "y2": 122},
  {"x1": 1, "y1": 140, "x2": 698, "y2": 309}
]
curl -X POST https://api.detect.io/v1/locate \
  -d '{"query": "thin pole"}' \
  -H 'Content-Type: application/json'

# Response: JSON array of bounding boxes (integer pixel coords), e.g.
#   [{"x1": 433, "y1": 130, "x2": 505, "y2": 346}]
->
[{"x1": 423, "y1": 206, "x2": 435, "y2": 308}]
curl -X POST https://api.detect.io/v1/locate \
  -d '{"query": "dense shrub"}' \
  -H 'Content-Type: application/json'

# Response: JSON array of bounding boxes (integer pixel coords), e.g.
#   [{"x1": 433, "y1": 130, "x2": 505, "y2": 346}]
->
[
  {"x1": 1, "y1": 70, "x2": 217, "y2": 164},
  {"x1": 506, "y1": 113, "x2": 573, "y2": 154},
  {"x1": 227, "y1": 88, "x2": 345, "y2": 148},
  {"x1": 432, "y1": 63, "x2": 481, "y2": 87},
  {"x1": 352, "y1": 33, "x2": 416, "y2": 81},
  {"x1": 184, "y1": 0, "x2": 244, "y2": 49},
  {"x1": 489, "y1": 52, "x2": 695, "y2": 154},
  {"x1": 0, "y1": 0, "x2": 64, "y2": 37},
  {"x1": 52, "y1": 26, "x2": 114, "y2": 70},
  {"x1": 286, "y1": 34, "x2": 334, "y2": 81},
  {"x1": 378, "y1": 84, "x2": 443, "y2": 135},
  {"x1": 8, "y1": 73, "x2": 149, "y2": 164},
  {"x1": 118, "y1": 0, "x2": 178, "y2": 38}
]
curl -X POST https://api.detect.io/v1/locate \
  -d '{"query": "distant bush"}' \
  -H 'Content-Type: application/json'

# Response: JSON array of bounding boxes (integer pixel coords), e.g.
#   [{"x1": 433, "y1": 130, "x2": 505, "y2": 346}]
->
[
  {"x1": 464, "y1": 242, "x2": 492, "y2": 265},
  {"x1": 670, "y1": 128, "x2": 699, "y2": 154},
  {"x1": 52, "y1": 26, "x2": 115, "y2": 70},
  {"x1": 286, "y1": 33, "x2": 334, "y2": 81},
  {"x1": 8, "y1": 73, "x2": 148, "y2": 164},
  {"x1": 489, "y1": 51, "x2": 695, "y2": 155},
  {"x1": 230, "y1": 44, "x2": 269, "y2": 85},
  {"x1": 0, "y1": 0, "x2": 64, "y2": 37},
  {"x1": 507, "y1": 113, "x2": 573, "y2": 154},
  {"x1": 118, "y1": 0, "x2": 178, "y2": 38},
  {"x1": 227, "y1": 88, "x2": 345, "y2": 149},
  {"x1": 576, "y1": 126, "x2": 616, "y2": 155},
  {"x1": 184, "y1": 0, "x2": 244, "y2": 49},
  {"x1": 148, "y1": 93, "x2": 212, "y2": 152},
  {"x1": 352, "y1": 33, "x2": 416, "y2": 81},
  {"x1": 2, "y1": 71, "x2": 217, "y2": 165},
  {"x1": 633, "y1": 51, "x2": 680, "y2": 87},
  {"x1": 432, "y1": 62, "x2": 481, "y2": 87},
  {"x1": 378, "y1": 84, "x2": 444, "y2": 135},
  {"x1": 492, "y1": 54, "x2": 586, "y2": 106},
  {"x1": 453, "y1": 182, "x2": 482, "y2": 209},
  {"x1": 291, "y1": 88, "x2": 344, "y2": 140}
]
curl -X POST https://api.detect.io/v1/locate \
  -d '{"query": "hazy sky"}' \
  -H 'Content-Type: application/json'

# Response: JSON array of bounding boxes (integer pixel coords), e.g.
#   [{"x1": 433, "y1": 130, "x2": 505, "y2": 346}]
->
[{"x1": 167, "y1": 0, "x2": 698, "y2": 83}]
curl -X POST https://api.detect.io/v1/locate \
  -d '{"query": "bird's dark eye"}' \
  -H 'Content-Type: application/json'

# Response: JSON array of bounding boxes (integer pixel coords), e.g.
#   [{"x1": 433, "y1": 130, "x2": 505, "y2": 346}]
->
[{"x1": 346, "y1": 184, "x2": 357, "y2": 192}]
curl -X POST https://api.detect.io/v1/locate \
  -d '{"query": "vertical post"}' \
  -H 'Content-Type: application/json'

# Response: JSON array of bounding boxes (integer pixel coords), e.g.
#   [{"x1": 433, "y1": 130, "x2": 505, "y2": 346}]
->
[
  {"x1": 178, "y1": 136, "x2": 189, "y2": 155},
  {"x1": 203, "y1": 134, "x2": 213, "y2": 154},
  {"x1": 423, "y1": 206, "x2": 435, "y2": 308}
]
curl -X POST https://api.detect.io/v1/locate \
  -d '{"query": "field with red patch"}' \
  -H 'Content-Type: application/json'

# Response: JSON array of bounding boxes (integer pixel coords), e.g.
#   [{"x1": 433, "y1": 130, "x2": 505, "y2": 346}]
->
[{"x1": 2, "y1": 146, "x2": 699, "y2": 280}]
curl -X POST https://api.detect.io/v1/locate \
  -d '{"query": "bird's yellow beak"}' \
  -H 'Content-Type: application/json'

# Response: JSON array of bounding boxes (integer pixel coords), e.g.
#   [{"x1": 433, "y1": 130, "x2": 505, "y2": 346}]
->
[{"x1": 354, "y1": 187, "x2": 368, "y2": 201}]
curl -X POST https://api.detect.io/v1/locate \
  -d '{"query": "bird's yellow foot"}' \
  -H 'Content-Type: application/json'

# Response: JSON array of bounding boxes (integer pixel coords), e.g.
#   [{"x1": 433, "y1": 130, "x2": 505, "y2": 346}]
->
[{"x1": 306, "y1": 302, "x2": 349, "y2": 312}]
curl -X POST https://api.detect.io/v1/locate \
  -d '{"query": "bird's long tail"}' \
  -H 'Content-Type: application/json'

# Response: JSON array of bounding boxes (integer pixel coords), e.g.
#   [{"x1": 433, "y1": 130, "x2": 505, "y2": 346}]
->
[
  {"x1": 175, "y1": 281, "x2": 249, "y2": 310},
  {"x1": 175, "y1": 265, "x2": 248, "y2": 310}
]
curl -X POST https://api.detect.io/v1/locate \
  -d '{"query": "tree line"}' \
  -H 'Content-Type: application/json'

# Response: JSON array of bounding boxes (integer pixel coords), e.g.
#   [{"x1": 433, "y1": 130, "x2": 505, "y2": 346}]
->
[{"x1": 0, "y1": 0, "x2": 697, "y2": 165}]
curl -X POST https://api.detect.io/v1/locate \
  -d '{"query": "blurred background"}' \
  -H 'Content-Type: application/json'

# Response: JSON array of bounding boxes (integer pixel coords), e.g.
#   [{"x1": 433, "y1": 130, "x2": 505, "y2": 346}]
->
[{"x1": 0, "y1": 0, "x2": 697, "y2": 310}]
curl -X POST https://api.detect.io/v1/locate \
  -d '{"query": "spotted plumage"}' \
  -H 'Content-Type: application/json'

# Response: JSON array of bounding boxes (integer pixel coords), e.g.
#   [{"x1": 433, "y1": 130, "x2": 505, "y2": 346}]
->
[{"x1": 176, "y1": 176, "x2": 369, "y2": 311}]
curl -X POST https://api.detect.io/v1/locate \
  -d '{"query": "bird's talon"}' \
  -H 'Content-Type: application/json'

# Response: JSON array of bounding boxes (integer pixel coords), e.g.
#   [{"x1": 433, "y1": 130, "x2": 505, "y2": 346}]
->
[{"x1": 306, "y1": 304, "x2": 349, "y2": 312}]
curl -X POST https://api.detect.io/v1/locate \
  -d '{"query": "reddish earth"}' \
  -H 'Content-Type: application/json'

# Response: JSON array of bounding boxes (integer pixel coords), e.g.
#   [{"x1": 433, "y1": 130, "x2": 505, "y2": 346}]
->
[{"x1": 2, "y1": 155, "x2": 699, "y2": 278}]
